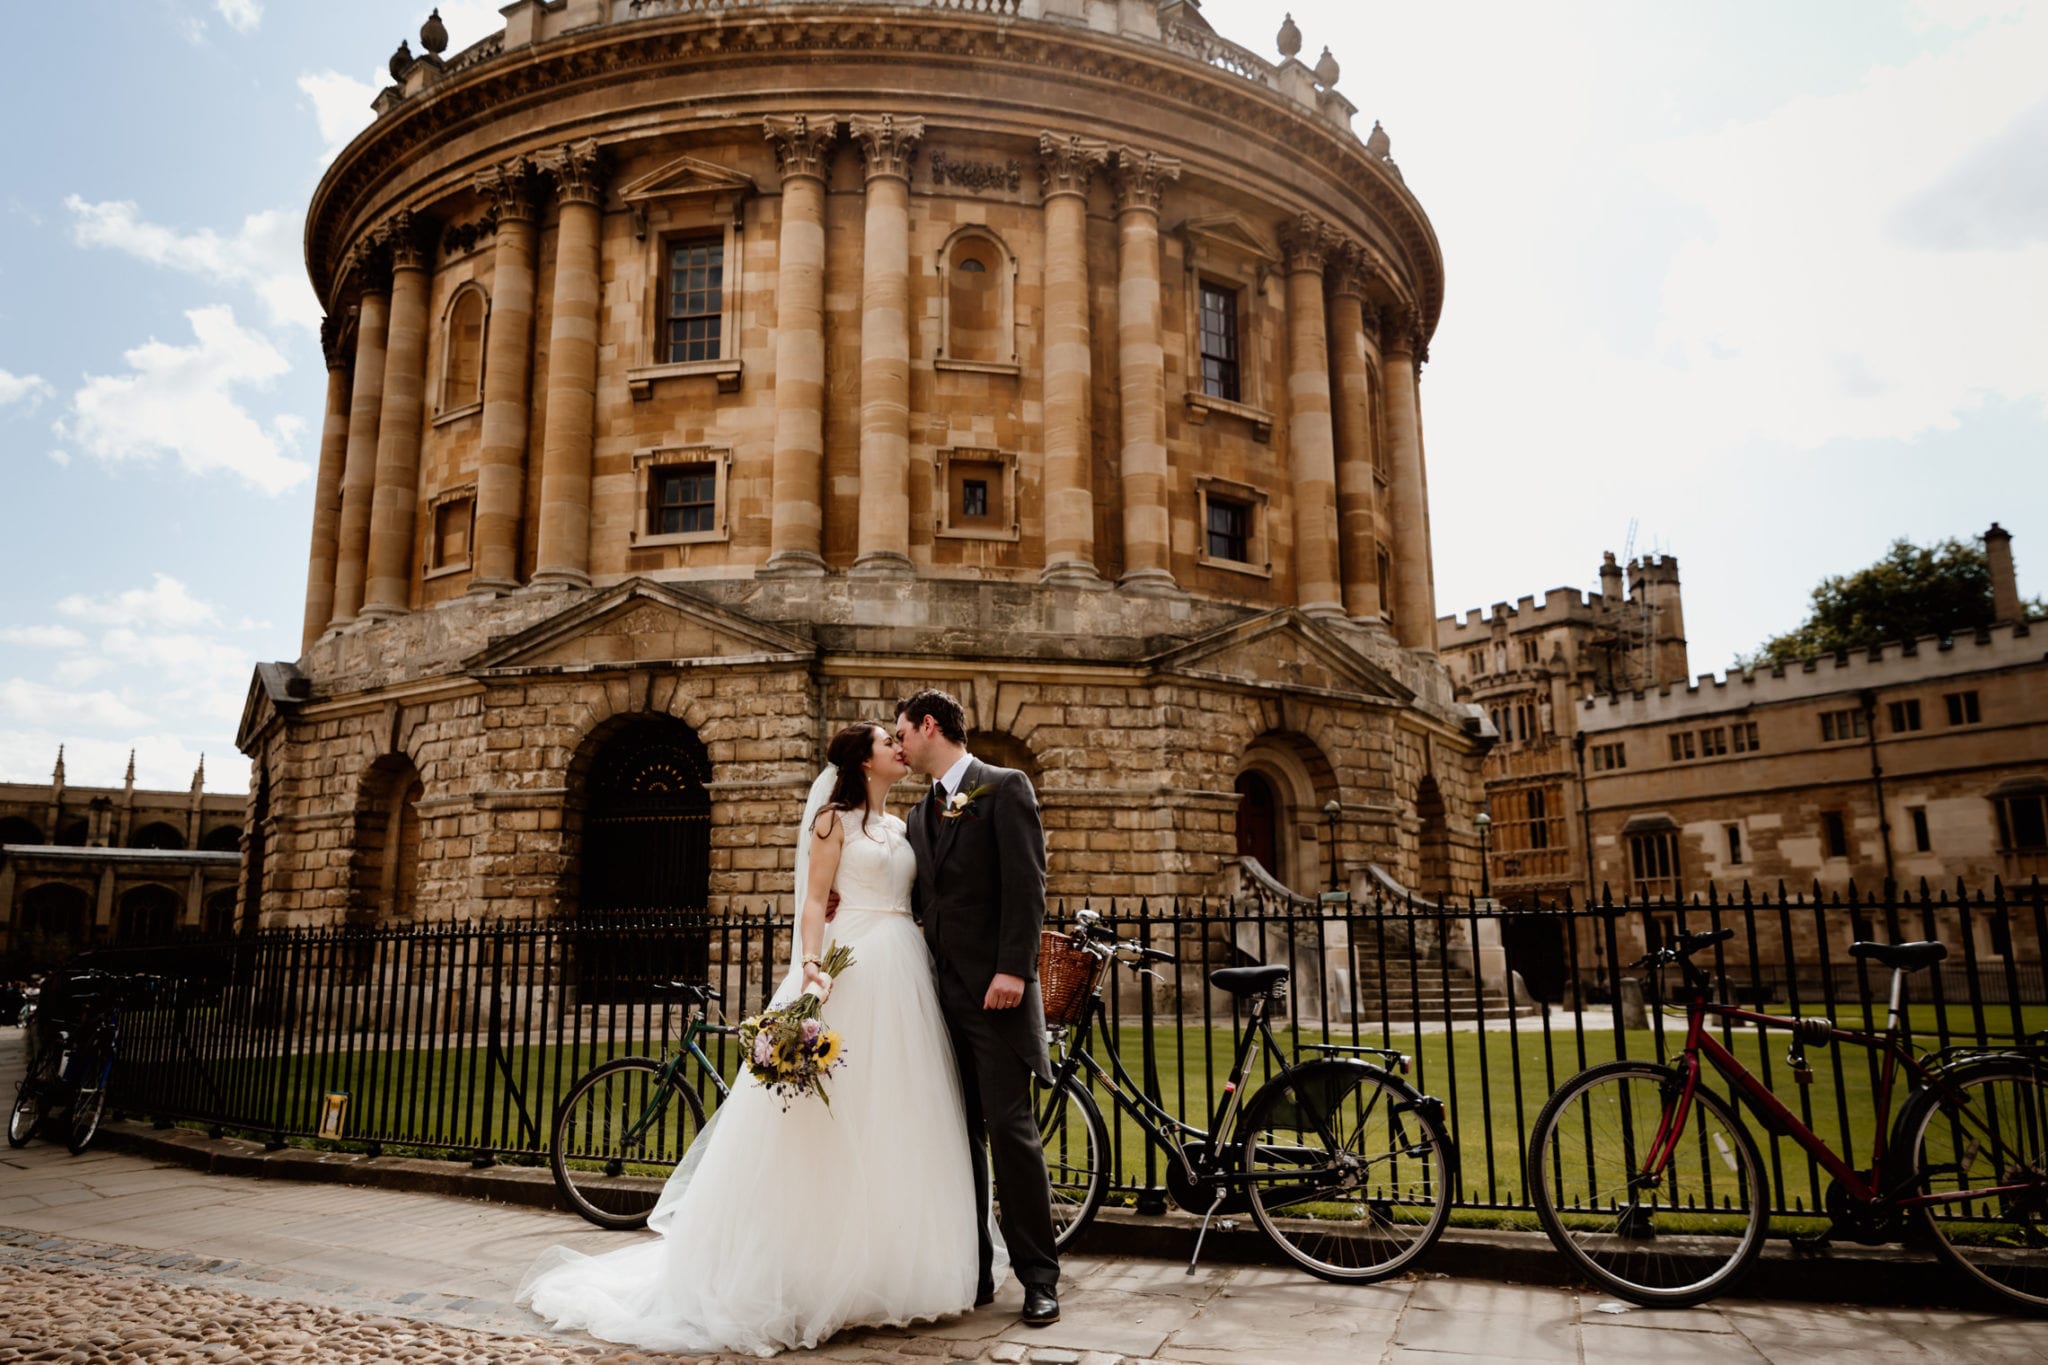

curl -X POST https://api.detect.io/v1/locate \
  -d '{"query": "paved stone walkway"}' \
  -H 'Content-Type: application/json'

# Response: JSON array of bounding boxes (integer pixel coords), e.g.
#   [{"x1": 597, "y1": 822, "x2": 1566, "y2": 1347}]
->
[{"x1": 3, "y1": 1032, "x2": 2045, "y2": 1362}]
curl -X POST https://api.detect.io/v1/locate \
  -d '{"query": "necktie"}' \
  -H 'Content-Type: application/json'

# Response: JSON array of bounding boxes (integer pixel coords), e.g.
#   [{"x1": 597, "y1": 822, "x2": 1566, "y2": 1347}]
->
[{"x1": 927, "y1": 780, "x2": 945, "y2": 835}]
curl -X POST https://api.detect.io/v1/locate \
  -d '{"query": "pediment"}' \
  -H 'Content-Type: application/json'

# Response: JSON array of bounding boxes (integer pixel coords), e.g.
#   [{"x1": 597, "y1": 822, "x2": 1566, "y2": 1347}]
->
[
  {"x1": 617, "y1": 155, "x2": 757, "y2": 205},
  {"x1": 1151, "y1": 610, "x2": 1412, "y2": 702},
  {"x1": 467, "y1": 580, "x2": 812, "y2": 674},
  {"x1": 1178, "y1": 213, "x2": 1277, "y2": 266}
]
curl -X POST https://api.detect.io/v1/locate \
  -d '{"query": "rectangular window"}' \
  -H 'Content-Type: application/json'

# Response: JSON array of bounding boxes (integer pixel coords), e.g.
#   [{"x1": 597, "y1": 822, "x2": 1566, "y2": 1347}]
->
[
  {"x1": 1669, "y1": 731, "x2": 1696, "y2": 761},
  {"x1": 1822, "y1": 810, "x2": 1849, "y2": 859},
  {"x1": 1888, "y1": 698, "x2": 1922, "y2": 733},
  {"x1": 1522, "y1": 640, "x2": 1540, "y2": 665},
  {"x1": 1909, "y1": 806, "x2": 1931, "y2": 853},
  {"x1": 1944, "y1": 690, "x2": 1982, "y2": 725},
  {"x1": 960, "y1": 478, "x2": 988, "y2": 520},
  {"x1": 1726, "y1": 824, "x2": 1743, "y2": 865},
  {"x1": 1997, "y1": 795, "x2": 2048, "y2": 852},
  {"x1": 1821, "y1": 708, "x2": 1867, "y2": 743},
  {"x1": 1528, "y1": 788, "x2": 1550, "y2": 850},
  {"x1": 1591, "y1": 742, "x2": 1627, "y2": 772},
  {"x1": 1198, "y1": 281, "x2": 1240, "y2": 402},
  {"x1": 1206, "y1": 495, "x2": 1251, "y2": 562},
  {"x1": 1700, "y1": 727, "x2": 1728, "y2": 757},
  {"x1": 431, "y1": 495, "x2": 473, "y2": 570},
  {"x1": 651, "y1": 462, "x2": 717, "y2": 535},
  {"x1": 1731, "y1": 721, "x2": 1760, "y2": 753},
  {"x1": 665, "y1": 237, "x2": 724, "y2": 363},
  {"x1": 1629, "y1": 831, "x2": 1680, "y2": 901}
]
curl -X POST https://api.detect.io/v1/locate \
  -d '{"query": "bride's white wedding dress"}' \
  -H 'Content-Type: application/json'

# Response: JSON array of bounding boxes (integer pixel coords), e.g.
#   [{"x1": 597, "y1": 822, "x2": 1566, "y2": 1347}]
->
[{"x1": 517, "y1": 808, "x2": 996, "y2": 1357}]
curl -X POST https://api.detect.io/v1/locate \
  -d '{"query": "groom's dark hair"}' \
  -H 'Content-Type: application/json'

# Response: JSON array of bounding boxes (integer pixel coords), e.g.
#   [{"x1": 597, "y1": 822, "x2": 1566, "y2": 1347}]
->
[{"x1": 896, "y1": 688, "x2": 967, "y2": 744}]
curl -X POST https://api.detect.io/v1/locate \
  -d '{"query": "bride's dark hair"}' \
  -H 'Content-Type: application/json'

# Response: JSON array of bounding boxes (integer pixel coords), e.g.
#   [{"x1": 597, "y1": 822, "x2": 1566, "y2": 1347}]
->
[{"x1": 816, "y1": 722, "x2": 891, "y2": 840}]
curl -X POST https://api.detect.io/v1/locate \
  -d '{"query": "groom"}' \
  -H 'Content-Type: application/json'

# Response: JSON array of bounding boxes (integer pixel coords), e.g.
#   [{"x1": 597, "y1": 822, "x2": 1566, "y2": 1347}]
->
[{"x1": 895, "y1": 688, "x2": 1061, "y2": 1327}]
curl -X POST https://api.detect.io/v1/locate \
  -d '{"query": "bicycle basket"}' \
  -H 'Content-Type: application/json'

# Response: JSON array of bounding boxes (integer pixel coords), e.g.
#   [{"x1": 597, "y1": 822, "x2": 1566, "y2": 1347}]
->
[{"x1": 1037, "y1": 930, "x2": 1102, "y2": 1028}]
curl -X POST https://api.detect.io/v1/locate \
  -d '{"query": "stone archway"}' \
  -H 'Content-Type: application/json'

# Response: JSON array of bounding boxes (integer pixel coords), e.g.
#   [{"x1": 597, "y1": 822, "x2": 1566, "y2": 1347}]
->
[
  {"x1": 1415, "y1": 774, "x2": 1451, "y2": 903},
  {"x1": 350, "y1": 755, "x2": 425, "y2": 925},
  {"x1": 967, "y1": 729, "x2": 1040, "y2": 784},
  {"x1": 0, "y1": 816, "x2": 40, "y2": 846},
  {"x1": 130, "y1": 822, "x2": 186, "y2": 851},
  {"x1": 1234, "y1": 770, "x2": 1281, "y2": 877},
  {"x1": 574, "y1": 715, "x2": 714, "y2": 915},
  {"x1": 1235, "y1": 731, "x2": 1339, "y2": 898},
  {"x1": 17, "y1": 883, "x2": 90, "y2": 967},
  {"x1": 117, "y1": 884, "x2": 182, "y2": 945}
]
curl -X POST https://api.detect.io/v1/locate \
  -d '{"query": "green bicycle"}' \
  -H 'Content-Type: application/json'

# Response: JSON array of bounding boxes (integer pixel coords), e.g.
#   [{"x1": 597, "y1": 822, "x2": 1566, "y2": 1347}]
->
[{"x1": 549, "y1": 981, "x2": 737, "y2": 1229}]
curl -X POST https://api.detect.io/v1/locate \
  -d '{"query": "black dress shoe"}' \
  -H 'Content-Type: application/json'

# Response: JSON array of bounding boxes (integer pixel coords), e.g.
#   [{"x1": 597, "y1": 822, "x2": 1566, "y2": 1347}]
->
[
  {"x1": 1021, "y1": 1284, "x2": 1059, "y2": 1327},
  {"x1": 973, "y1": 1283, "x2": 996, "y2": 1308}
]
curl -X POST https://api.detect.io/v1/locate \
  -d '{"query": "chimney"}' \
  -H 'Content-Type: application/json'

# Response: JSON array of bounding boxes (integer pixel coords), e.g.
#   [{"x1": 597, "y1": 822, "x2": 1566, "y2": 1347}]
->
[{"x1": 1986, "y1": 523, "x2": 2020, "y2": 624}]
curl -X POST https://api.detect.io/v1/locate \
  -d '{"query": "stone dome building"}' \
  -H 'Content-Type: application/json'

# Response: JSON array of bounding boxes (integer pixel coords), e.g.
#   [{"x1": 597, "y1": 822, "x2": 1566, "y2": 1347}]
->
[{"x1": 238, "y1": 0, "x2": 1490, "y2": 928}]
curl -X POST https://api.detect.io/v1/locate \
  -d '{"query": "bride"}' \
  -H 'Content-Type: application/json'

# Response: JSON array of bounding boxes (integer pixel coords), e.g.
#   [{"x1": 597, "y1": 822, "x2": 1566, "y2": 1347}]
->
[{"x1": 519, "y1": 721, "x2": 1002, "y2": 1355}]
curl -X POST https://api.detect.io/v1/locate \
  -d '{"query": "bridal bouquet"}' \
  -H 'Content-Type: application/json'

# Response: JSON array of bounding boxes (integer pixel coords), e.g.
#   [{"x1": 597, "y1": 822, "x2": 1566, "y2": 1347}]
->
[{"x1": 739, "y1": 943, "x2": 855, "y2": 1110}]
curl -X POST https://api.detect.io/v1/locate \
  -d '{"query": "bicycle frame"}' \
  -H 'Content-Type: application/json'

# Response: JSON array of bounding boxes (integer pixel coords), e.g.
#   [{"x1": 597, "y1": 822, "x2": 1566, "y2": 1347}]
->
[
  {"x1": 622, "y1": 1008, "x2": 732, "y2": 1149},
  {"x1": 1647, "y1": 973, "x2": 2026, "y2": 1212}
]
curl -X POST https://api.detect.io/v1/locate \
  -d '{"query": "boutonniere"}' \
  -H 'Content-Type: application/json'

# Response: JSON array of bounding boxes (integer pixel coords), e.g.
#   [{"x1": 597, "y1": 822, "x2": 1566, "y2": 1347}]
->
[{"x1": 941, "y1": 783, "x2": 994, "y2": 821}]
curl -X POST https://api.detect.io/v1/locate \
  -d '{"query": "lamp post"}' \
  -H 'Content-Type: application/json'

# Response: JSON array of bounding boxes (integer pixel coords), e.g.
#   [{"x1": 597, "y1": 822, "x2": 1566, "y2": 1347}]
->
[
  {"x1": 1475, "y1": 810, "x2": 1492, "y2": 901},
  {"x1": 1322, "y1": 798, "x2": 1342, "y2": 894}
]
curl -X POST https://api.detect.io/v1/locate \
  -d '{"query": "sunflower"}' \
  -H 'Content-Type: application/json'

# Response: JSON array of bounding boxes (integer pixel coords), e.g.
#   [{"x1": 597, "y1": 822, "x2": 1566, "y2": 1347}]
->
[{"x1": 811, "y1": 1030, "x2": 843, "y2": 1070}]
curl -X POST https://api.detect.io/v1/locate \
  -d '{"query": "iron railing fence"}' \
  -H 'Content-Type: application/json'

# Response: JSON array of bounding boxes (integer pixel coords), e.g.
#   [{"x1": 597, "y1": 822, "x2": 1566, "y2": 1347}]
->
[{"x1": 70, "y1": 877, "x2": 2046, "y2": 1224}]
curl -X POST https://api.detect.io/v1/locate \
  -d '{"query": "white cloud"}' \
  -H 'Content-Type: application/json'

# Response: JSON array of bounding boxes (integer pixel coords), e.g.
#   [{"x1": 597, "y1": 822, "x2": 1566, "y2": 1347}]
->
[
  {"x1": 65, "y1": 195, "x2": 316, "y2": 333},
  {"x1": 0, "y1": 625, "x2": 88, "y2": 650},
  {"x1": 214, "y1": 0, "x2": 262, "y2": 34},
  {"x1": 297, "y1": 69, "x2": 381, "y2": 165},
  {"x1": 0, "y1": 369, "x2": 52, "y2": 411},
  {"x1": 52, "y1": 305, "x2": 309, "y2": 495},
  {"x1": 57, "y1": 574, "x2": 222, "y2": 631},
  {"x1": 0, "y1": 679, "x2": 156, "y2": 733}
]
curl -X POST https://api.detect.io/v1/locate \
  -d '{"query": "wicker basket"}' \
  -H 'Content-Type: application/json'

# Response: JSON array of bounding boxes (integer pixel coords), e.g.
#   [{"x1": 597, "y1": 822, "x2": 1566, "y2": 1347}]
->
[{"x1": 1037, "y1": 929, "x2": 1102, "y2": 1028}]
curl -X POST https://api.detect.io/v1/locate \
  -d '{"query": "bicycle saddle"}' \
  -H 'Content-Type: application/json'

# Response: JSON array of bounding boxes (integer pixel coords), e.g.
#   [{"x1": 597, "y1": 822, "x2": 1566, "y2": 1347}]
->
[
  {"x1": 1209, "y1": 964, "x2": 1289, "y2": 997},
  {"x1": 1848, "y1": 940, "x2": 1948, "y2": 971}
]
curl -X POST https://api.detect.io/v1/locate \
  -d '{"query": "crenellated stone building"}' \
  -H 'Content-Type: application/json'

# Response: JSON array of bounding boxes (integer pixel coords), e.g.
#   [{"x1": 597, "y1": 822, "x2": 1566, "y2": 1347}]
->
[
  {"x1": 0, "y1": 751, "x2": 245, "y2": 969},
  {"x1": 239, "y1": 0, "x2": 1492, "y2": 930}
]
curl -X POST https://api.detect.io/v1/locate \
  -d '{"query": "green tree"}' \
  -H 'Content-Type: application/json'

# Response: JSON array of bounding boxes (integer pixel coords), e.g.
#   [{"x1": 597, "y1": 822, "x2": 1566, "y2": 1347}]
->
[{"x1": 1741, "y1": 535, "x2": 2041, "y2": 668}]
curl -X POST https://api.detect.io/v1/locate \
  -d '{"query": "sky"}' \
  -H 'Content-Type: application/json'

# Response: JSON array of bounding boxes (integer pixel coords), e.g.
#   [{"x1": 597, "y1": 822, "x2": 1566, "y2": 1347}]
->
[{"x1": 0, "y1": 0, "x2": 2042, "y2": 795}]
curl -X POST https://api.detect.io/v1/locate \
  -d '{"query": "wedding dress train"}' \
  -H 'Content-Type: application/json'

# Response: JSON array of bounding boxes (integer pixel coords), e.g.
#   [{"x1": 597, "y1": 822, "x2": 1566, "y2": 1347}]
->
[{"x1": 518, "y1": 809, "x2": 997, "y2": 1356}]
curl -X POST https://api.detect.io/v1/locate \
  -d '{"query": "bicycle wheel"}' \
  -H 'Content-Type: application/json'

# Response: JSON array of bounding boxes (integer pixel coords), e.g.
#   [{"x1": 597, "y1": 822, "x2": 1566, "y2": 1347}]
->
[
  {"x1": 8, "y1": 1084, "x2": 42, "y2": 1148},
  {"x1": 1903, "y1": 1058, "x2": 2048, "y2": 1310},
  {"x1": 1034, "y1": 1073, "x2": 1111, "y2": 1252},
  {"x1": 66, "y1": 1078, "x2": 108, "y2": 1156},
  {"x1": 550, "y1": 1057, "x2": 708, "y2": 1230},
  {"x1": 1239, "y1": 1058, "x2": 1453, "y2": 1283},
  {"x1": 1527, "y1": 1060, "x2": 1767, "y2": 1307}
]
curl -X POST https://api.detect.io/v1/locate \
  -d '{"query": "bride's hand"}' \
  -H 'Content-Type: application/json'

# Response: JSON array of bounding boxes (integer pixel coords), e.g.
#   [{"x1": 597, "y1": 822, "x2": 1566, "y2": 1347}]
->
[{"x1": 802, "y1": 963, "x2": 832, "y2": 1000}]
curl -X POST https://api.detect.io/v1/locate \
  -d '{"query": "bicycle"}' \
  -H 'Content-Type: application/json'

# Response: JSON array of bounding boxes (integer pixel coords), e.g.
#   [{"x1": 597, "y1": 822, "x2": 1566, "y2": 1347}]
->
[
  {"x1": 8, "y1": 969, "x2": 159, "y2": 1155},
  {"x1": 549, "y1": 980, "x2": 738, "y2": 1229},
  {"x1": 1526, "y1": 927, "x2": 2048, "y2": 1309},
  {"x1": 1031, "y1": 909, "x2": 1456, "y2": 1283}
]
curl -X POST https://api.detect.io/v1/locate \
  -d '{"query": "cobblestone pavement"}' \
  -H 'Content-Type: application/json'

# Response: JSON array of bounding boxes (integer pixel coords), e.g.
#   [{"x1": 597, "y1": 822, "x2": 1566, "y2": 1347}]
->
[{"x1": 4, "y1": 1034, "x2": 2047, "y2": 1362}]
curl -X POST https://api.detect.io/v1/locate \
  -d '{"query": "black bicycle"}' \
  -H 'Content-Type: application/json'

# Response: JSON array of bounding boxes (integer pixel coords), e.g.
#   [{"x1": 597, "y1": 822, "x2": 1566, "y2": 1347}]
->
[
  {"x1": 1032, "y1": 910, "x2": 1456, "y2": 1282},
  {"x1": 549, "y1": 981, "x2": 738, "y2": 1229},
  {"x1": 9, "y1": 969, "x2": 158, "y2": 1155}
]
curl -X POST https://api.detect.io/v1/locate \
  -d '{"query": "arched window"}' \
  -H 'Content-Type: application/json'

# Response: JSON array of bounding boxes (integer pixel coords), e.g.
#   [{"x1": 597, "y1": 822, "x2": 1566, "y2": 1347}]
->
[
  {"x1": 204, "y1": 889, "x2": 239, "y2": 938},
  {"x1": 116, "y1": 884, "x2": 182, "y2": 945},
  {"x1": 19, "y1": 883, "x2": 90, "y2": 965},
  {"x1": 438, "y1": 283, "x2": 487, "y2": 414},
  {"x1": 351, "y1": 756, "x2": 425, "y2": 925},
  {"x1": 200, "y1": 824, "x2": 242, "y2": 853},
  {"x1": 130, "y1": 821, "x2": 186, "y2": 851},
  {"x1": 937, "y1": 228, "x2": 1016, "y2": 369},
  {"x1": 0, "y1": 816, "x2": 39, "y2": 846}
]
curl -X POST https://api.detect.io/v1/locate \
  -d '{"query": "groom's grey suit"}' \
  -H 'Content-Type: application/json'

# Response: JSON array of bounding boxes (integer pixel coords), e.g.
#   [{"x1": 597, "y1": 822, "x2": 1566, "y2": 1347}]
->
[{"x1": 907, "y1": 757, "x2": 1060, "y2": 1293}]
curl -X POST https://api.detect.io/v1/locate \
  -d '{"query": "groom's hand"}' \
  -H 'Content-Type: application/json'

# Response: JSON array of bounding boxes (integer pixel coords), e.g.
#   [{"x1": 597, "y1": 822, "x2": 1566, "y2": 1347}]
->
[{"x1": 983, "y1": 973, "x2": 1025, "y2": 1010}]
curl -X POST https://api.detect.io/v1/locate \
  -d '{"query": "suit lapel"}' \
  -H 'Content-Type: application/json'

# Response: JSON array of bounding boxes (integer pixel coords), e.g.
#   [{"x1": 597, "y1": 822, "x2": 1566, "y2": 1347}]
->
[{"x1": 931, "y1": 759, "x2": 982, "y2": 875}]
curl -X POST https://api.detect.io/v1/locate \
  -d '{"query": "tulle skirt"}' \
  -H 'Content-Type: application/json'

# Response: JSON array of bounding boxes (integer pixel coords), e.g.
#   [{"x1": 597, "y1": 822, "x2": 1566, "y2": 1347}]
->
[{"x1": 517, "y1": 908, "x2": 998, "y2": 1356}]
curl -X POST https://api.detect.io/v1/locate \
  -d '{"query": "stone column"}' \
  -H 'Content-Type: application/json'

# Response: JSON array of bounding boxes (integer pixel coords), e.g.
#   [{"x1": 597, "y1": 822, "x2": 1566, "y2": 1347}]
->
[
  {"x1": 1382, "y1": 309, "x2": 1437, "y2": 649},
  {"x1": 532, "y1": 139, "x2": 607, "y2": 590},
  {"x1": 300, "y1": 315, "x2": 353, "y2": 649},
  {"x1": 361, "y1": 212, "x2": 433, "y2": 620},
  {"x1": 1038, "y1": 131, "x2": 1110, "y2": 584},
  {"x1": 330, "y1": 247, "x2": 390, "y2": 628},
  {"x1": 1279, "y1": 215, "x2": 1344, "y2": 618},
  {"x1": 1327, "y1": 248, "x2": 1382, "y2": 623},
  {"x1": 762, "y1": 114, "x2": 838, "y2": 577},
  {"x1": 846, "y1": 114, "x2": 922, "y2": 577},
  {"x1": 1111, "y1": 146, "x2": 1180, "y2": 595},
  {"x1": 470, "y1": 157, "x2": 541, "y2": 594}
]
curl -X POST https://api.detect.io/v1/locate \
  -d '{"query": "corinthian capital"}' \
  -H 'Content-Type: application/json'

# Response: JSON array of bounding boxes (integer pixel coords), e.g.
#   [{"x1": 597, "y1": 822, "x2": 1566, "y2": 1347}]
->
[
  {"x1": 1110, "y1": 146, "x2": 1181, "y2": 214},
  {"x1": 1380, "y1": 303, "x2": 1425, "y2": 359},
  {"x1": 378, "y1": 209, "x2": 434, "y2": 273},
  {"x1": 848, "y1": 114, "x2": 925, "y2": 183},
  {"x1": 1038, "y1": 132, "x2": 1110, "y2": 201},
  {"x1": 764, "y1": 114, "x2": 841, "y2": 183},
  {"x1": 473, "y1": 156, "x2": 542, "y2": 224},
  {"x1": 543, "y1": 138, "x2": 608, "y2": 208},
  {"x1": 1326, "y1": 241, "x2": 1371, "y2": 302},
  {"x1": 1278, "y1": 214, "x2": 1335, "y2": 275},
  {"x1": 346, "y1": 235, "x2": 392, "y2": 294}
]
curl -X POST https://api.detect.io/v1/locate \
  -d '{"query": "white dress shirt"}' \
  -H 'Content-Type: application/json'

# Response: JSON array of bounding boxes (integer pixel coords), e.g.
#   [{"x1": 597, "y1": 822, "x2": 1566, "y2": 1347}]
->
[{"x1": 935, "y1": 752, "x2": 976, "y2": 803}]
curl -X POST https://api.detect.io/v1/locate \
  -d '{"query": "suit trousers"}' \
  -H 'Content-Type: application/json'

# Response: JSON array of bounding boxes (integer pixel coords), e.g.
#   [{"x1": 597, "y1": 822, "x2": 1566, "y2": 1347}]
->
[{"x1": 939, "y1": 969, "x2": 1060, "y2": 1291}]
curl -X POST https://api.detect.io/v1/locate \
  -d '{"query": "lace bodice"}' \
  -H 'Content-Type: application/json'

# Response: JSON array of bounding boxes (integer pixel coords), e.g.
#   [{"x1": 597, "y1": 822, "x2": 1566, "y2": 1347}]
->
[{"x1": 832, "y1": 809, "x2": 915, "y2": 915}]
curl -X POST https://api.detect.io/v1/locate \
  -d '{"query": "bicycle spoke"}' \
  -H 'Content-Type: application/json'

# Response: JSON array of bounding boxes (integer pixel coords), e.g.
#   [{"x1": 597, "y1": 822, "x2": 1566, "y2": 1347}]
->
[{"x1": 1911, "y1": 1062, "x2": 2048, "y2": 1309}]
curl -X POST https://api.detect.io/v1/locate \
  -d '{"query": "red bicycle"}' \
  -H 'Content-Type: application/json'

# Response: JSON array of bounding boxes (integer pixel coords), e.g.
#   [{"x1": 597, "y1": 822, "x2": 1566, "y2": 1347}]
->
[{"x1": 1527, "y1": 928, "x2": 2048, "y2": 1308}]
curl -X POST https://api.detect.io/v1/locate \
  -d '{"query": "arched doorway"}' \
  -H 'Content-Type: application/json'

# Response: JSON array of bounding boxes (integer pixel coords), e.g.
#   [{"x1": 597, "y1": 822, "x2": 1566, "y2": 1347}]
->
[
  {"x1": 580, "y1": 717, "x2": 714, "y2": 914},
  {"x1": 351, "y1": 756, "x2": 425, "y2": 925},
  {"x1": 968, "y1": 730, "x2": 1041, "y2": 785},
  {"x1": 130, "y1": 821, "x2": 186, "y2": 851},
  {"x1": 18, "y1": 883, "x2": 90, "y2": 967},
  {"x1": 117, "y1": 884, "x2": 182, "y2": 945},
  {"x1": 1235, "y1": 771, "x2": 1281, "y2": 881},
  {"x1": 1415, "y1": 775, "x2": 1451, "y2": 903}
]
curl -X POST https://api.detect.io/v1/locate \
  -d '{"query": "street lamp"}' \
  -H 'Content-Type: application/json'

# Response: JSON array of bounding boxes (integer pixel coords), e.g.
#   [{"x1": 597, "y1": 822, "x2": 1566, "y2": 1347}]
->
[
  {"x1": 1322, "y1": 799, "x2": 1342, "y2": 894},
  {"x1": 1475, "y1": 810, "x2": 1493, "y2": 902}
]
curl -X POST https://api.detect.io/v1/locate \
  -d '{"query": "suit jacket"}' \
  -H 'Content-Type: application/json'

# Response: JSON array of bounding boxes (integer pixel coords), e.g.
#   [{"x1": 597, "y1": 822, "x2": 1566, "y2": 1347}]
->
[{"x1": 907, "y1": 758, "x2": 1052, "y2": 1081}]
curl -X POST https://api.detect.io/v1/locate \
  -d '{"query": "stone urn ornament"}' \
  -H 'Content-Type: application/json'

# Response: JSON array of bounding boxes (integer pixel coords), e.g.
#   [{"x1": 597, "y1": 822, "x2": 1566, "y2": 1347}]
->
[
  {"x1": 389, "y1": 39, "x2": 414, "y2": 82},
  {"x1": 1276, "y1": 13, "x2": 1302, "y2": 59},
  {"x1": 420, "y1": 9, "x2": 449, "y2": 57}
]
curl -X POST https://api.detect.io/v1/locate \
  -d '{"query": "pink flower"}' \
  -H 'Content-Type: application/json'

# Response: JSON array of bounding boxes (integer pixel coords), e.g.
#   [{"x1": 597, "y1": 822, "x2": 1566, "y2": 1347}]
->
[
  {"x1": 752, "y1": 1032, "x2": 774, "y2": 1066},
  {"x1": 800, "y1": 1019, "x2": 822, "y2": 1043}
]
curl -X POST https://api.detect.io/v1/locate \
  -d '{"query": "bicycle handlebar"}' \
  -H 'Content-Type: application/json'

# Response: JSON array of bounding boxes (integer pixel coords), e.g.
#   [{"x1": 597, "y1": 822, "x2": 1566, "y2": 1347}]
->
[
  {"x1": 1628, "y1": 927, "x2": 1733, "y2": 972},
  {"x1": 1068, "y1": 910, "x2": 1178, "y2": 965}
]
